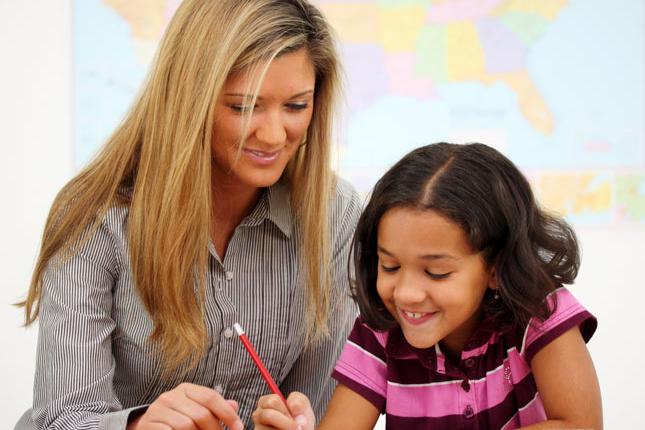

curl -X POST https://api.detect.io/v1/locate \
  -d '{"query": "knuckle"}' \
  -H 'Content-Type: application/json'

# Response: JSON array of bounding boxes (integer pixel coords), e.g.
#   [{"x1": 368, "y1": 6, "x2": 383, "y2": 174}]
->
[
  {"x1": 267, "y1": 395, "x2": 281, "y2": 408},
  {"x1": 194, "y1": 408, "x2": 212, "y2": 424},
  {"x1": 157, "y1": 392, "x2": 172, "y2": 404}
]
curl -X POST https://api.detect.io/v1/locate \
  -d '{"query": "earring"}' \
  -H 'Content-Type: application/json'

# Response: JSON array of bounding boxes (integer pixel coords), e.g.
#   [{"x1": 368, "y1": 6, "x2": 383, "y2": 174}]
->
[{"x1": 493, "y1": 290, "x2": 500, "y2": 300}]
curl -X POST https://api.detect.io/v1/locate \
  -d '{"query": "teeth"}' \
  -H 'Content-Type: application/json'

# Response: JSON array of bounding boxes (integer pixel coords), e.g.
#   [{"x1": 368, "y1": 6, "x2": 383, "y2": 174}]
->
[
  {"x1": 247, "y1": 149, "x2": 277, "y2": 158},
  {"x1": 404, "y1": 311, "x2": 425, "y2": 319}
]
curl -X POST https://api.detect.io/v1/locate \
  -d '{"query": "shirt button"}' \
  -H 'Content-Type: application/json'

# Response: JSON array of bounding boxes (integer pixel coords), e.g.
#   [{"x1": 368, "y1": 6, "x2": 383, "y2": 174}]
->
[
  {"x1": 463, "y1": 405, "x2": 474, "y2": 419},
  {"x1": 225, "y1": 271, "x2": 234, "y2": 281},
  {"x1": 461, "y1": 379, "x2": 470, "y2": 392},
  {"x1": 223, "y1": 327, "x2": 234, "y2": 339},
  {"x1": 214, "y1": 384, "x2": 223, "y2": 394},
  {"x1": 464, "y1": 358, "x2": 475, "y2": 368}
]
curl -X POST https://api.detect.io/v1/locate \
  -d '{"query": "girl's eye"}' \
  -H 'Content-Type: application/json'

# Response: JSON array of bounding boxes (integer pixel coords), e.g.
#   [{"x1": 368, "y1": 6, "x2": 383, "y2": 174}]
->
[
  {"x1": 286, "y1": 102, "x2": 308, "y2": 111},
  {"x1": 380, "y1": 264, "x2": 400, "y2": 273},
  {"x1": 426, "y1": 271, "x2": 451, "y2": 280}
]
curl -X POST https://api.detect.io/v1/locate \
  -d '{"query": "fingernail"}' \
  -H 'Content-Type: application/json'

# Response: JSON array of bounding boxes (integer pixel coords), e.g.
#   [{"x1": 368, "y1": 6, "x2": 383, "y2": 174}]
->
[
  {"x1": 295, "y1": 414, "x2": 308, "y2": 427},
  {"x1": 233, "y1": 419, "x2": 244, "y2": 430}
]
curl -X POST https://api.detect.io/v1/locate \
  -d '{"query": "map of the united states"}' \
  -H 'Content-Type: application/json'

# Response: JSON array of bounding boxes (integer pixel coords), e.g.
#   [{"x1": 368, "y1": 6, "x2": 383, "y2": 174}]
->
[{"x1": 77, "y1": 0, "x2": 644, "y2": 224}]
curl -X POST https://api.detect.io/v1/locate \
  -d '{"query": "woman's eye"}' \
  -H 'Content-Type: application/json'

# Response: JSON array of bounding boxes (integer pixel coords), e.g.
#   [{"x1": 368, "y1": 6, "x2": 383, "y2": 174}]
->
[
  {"x1": 426, "y1": 271, "x2": 451, "y2": 280},
  {"x1": 286, "y1": 102, "x2": 308, "y2": 111},
  {"x1": 380, "y1": 265, "x2": 400, "y2": 273},
  {"x1": 229, "y1": 104, "x2": 254, "y2": 113}
]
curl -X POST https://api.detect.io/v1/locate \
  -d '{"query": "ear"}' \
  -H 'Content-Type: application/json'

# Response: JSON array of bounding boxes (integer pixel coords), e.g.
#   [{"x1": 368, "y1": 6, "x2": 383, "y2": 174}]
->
[{"x1": 487, "y1": 267, "x2": 498, "y2": 291}]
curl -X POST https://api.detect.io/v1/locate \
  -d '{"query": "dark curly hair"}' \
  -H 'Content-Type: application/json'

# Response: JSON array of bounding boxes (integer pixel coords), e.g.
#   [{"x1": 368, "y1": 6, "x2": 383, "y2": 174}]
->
[{"x1": 352, "y1": 142, "x2": 580, "y2": 331}]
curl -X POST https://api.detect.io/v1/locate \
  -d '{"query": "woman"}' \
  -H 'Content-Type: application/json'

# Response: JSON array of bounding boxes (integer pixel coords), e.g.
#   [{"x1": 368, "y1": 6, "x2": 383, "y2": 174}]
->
[{"x1": 15, "y1": 1, "x2": 361, "y2": 429}]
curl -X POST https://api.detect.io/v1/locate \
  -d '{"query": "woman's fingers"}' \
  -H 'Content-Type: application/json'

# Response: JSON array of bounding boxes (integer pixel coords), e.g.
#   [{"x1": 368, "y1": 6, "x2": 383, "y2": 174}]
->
[
  {"x1": 226, "y1": 399, "x2": 240, "y2": 413},
  {"x1": 182, "y1": 384, "x2": 243, "y2": 430},
  {"x1": 129, "y1": 383, "x2": 242, "y2": 430},
  {"x1": 164, "y1": 392, "x2": 222, "y2": 430}
]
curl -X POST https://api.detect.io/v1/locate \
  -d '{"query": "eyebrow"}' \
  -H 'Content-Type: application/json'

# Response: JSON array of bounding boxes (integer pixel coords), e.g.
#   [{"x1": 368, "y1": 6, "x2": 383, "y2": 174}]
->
[
  {"x1": 223, "y1": 90, "x2": 314, "y2": 100},
  {"x1": 377, "y1": 246, "x2": 457, "y2": 261}
]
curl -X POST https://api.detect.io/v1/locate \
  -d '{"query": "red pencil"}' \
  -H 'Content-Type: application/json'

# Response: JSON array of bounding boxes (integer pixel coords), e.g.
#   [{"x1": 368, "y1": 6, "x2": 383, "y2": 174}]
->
[{"x1": 233, "y1": 323, "x2": 289, "y2": 408}]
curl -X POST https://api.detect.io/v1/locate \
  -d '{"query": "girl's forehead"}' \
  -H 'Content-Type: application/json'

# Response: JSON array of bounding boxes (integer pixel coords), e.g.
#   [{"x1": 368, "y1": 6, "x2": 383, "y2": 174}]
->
[{"x1": 377, "y1": 207, "x2": 475, "y2": 256}]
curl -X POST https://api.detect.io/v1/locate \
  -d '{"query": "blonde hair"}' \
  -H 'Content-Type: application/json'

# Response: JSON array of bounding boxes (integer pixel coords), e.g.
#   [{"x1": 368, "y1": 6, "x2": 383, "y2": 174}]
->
[{"x1": 20, "y1": 0, "x2": 341, "y2": 375}]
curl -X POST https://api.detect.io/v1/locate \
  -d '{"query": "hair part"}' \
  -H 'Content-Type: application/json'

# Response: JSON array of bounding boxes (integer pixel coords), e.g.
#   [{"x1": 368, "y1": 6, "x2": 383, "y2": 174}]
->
[
  {"x1": 353, "y1": 142, "x2": 580, "y2": 332},
  {"x1": 20, "y1": 0, "x2": 341, "y2": 376}
]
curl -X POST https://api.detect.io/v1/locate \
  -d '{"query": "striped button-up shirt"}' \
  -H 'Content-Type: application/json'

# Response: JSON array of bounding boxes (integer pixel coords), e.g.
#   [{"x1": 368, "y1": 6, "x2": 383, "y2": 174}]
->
[
  {"x1": 332, "y1": 288, "x2": 597, "y2": 429},
  {"x1": 16, "y1": 178, "x2": 362, "y2": 430}
]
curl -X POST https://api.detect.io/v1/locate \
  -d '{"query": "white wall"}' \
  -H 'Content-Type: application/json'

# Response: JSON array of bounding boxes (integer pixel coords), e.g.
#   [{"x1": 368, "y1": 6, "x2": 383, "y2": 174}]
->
[
  {"x1": 0, "y1": 0, "x2": 74, "y2": 423},
  {"x1": 1, "y1": 1, "x2": 643, "y2": 427}
]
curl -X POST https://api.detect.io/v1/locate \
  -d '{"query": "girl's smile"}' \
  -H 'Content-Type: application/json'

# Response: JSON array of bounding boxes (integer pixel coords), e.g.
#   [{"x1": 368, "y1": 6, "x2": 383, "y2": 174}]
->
[
  {"x1": 398, "y1": 309, "x2": 438, "y2": 326},
  {"x1": 376, "y1": 206, "x2": 496, "y2": 354}
]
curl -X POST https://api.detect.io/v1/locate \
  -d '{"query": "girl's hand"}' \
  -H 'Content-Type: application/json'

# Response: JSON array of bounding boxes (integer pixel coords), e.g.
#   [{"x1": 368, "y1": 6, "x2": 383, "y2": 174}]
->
[
  {"x1": 127, "y1": 382, "x2": 243, "y2": 430},
  {"x1": 253, "y1": 392, "x2": 315, "y2": 430}
]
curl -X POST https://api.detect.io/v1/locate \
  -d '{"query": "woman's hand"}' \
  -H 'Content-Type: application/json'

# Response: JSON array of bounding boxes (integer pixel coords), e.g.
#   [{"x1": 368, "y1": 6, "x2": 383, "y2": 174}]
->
[
  {"x1": 127, "y1": 382, "x2": 243, "y2": 430},
  {"x1": 253, "y1": 392, "x2": 315, "y2": 430}
]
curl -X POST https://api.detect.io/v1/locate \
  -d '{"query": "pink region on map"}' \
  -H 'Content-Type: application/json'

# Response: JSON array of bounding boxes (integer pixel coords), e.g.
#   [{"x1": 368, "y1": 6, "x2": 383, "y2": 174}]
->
[
  {"x1": 476, "y1": 18, "x2": 526, "y2": 73},
  {"x1": 427, "y1": 0, "x2": 504, "y2": 24},
  {"x1": 341, "y1": 44, "x2": 389, "y2": 112},
  {"x1": 384, "y1": 52, "x2": 436, "y2": 99}
]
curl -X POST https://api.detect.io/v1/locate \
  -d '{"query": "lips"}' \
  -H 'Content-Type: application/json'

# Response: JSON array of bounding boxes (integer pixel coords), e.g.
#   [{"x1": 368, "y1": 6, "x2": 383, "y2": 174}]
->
[
  {"x1": 399, "y1": 309, "x2": 438, "y2": 326},
  {"x1": 243, "y1": 148, "x2": 280, "y2": 164}
]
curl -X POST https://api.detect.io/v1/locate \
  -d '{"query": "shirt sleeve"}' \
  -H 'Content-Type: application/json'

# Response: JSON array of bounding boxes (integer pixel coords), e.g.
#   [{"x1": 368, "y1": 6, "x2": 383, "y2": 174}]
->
[
  {"x1": 331, "y1": 317, "x2": 389, "y2": 413},
  {"x1": 279, "y1": 179, "x2": 362, "y2": 421},
  {"x1": 523, "y1": 287, "x2": 598, "y2": 363},
  {"x1": 25, "y1": 214, "x2": 137, "y2": 430}
]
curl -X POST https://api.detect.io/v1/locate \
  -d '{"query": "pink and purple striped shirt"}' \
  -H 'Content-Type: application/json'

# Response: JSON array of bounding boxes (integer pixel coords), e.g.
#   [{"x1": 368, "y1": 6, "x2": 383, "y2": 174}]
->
[{"x1": 332, "y1": 288, "x2": 596, "y2": 429}]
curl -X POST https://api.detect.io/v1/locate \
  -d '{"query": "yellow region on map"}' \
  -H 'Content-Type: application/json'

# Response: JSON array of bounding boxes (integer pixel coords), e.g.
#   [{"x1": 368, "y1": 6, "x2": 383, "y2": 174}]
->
[
  {"x1": 317, "y1": 3, "x2": 379, "y2": 43},
  {"x1": 376, "y1": 6, "x2": 427, "y2": 53},
  {"x1": 446, "y1": 22, "x2": 486, "y2": 81},
  {"x1": 537, "y1": 173, "x2": 612, "y2": 218},
  {"x1": 496, "y1": 71, "x2": 554, "y2": 135},
  {"x1": 493, "y1": 0, "x2": 569, "y2": 20}
]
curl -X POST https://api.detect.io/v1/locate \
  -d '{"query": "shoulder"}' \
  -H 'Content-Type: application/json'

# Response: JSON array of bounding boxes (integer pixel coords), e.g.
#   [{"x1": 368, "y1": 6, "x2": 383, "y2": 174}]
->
[
  {"x1": 329, "y1": 176, "x2": 362, "y2": 227},
  {"x1": 521, "y1": 287, "x2": 597, "y2": 362},
  {"x1": 346, "y1": 316, "x2": 389, "y2": 356},
  {"x1": 60, "y1": 204, "x2": 130, "y2": 275}
]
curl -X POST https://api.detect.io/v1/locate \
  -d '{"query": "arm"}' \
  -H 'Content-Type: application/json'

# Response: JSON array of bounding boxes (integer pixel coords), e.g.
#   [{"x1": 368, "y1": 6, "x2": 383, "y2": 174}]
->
[
  {"x1": 29, "y1": 217, "x2": 135, "y2": 429},
  {"x1": 318, "y1": 385, "x2": 379, "y2": 430},
  {"x1": 520, "y1": 326, "x2": 603, "y2": 429},
  {"x1": 253, "y1": 384, "x2": 379, "y2": 430},
  {"x1": 27, "y1": 212, "x2": 243, "y2": 430}
]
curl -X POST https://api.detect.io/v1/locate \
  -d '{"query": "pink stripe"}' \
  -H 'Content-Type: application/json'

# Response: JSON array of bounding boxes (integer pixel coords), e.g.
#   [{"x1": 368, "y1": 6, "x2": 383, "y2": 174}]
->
[
  {"x1": 517, "y1": 393, "x2": 546, "y2": 425},
  {"x1": 462, "y1": 331, "x2": 503, "y2": 359},
  {"x1": 524, "y1": 289, "x2": 582, "y2": 353},
  {"x1": 335, "y1": 342, "x2": 387, "y2": 397},
  {"x1": 500, "y1": 393, "x2": 546, "y2": 429},
  {"x1": 387, "y1": 349, "x2": 531, "y2": 417}
]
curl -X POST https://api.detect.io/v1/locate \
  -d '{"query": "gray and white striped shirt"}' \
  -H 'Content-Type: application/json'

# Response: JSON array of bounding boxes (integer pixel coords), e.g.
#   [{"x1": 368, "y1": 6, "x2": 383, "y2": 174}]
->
[{"x1": 16, "y1": 178, "x2": 362, "y2": 430}]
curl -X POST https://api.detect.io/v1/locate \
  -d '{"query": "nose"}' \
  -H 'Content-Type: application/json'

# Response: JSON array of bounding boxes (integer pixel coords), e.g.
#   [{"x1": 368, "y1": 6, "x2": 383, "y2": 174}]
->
[
  {"x1": 392, "y1": 271, "x2": 426, "y2": 305},
  {"x1": 255, "y1": 111, "x2": 287, "y2": 146}
]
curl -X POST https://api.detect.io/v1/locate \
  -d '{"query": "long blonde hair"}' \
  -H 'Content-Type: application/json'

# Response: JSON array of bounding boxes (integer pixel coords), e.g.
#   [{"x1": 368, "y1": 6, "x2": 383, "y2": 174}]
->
[{"x1": 20, "y1": 0, "x2": 341, "y2": 375}]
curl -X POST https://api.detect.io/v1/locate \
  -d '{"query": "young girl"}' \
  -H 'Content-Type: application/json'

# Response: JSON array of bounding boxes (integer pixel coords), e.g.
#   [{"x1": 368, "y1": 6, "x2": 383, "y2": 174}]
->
[{"x1": 253, "y1": 142, "x2": 602, "y2": 429}]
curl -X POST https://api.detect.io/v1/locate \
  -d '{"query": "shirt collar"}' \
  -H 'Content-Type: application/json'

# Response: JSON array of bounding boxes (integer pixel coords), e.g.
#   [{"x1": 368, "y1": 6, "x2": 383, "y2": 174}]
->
[
  {"x1": 384, "y1": 316, "x2": 510, "y2": 370},
  {"x1": 241, "y1": 179, "x2": 292, "y2": 237}
]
